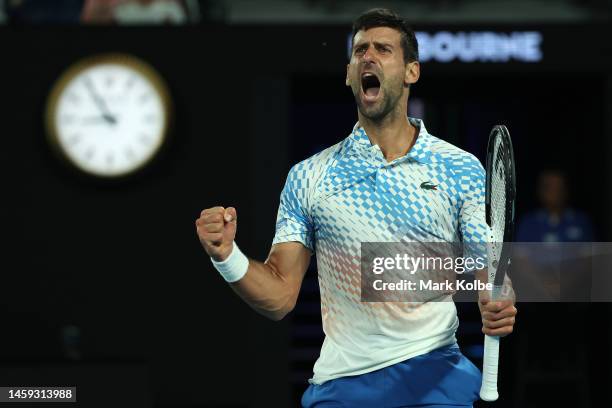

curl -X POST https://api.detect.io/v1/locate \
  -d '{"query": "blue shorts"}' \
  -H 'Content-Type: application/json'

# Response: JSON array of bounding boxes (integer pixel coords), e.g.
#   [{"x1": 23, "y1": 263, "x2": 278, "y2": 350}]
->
[{"x1": 302, "y1": 344, "x2": 481, "y2": 408}]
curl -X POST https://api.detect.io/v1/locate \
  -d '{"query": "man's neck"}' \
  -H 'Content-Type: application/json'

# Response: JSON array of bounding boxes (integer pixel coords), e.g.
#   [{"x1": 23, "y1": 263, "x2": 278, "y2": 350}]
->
[{"x1": 358, "y1": 108, "x2": 417, "y2": 163}]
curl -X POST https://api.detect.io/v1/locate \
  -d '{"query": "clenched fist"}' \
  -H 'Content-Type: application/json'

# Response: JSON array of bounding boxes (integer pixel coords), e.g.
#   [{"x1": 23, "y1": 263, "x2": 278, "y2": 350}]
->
[{"x1": 195, "y1": 206, "x2": 237, "y2": 262}]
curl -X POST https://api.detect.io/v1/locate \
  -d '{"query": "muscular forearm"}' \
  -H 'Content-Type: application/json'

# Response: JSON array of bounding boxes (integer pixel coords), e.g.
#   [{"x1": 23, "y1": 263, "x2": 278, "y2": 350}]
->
[
  {"x1": 229, "y1": 257, "x2": 298, "y2": 321},
  {"x1": 196, "y1": 206, "x2": 310, "y2": 321}
]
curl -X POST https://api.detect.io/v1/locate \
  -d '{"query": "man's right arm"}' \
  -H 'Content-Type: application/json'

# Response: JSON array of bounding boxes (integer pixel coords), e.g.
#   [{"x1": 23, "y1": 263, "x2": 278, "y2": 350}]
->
[{"x1": 196, "y1": 206, "x2": 311, "y2": 321}]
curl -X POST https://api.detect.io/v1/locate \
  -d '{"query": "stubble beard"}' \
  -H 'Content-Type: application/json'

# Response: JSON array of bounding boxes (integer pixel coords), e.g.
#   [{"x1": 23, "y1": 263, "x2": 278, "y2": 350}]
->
[{"x1": 353, "y1": 80, "x2": 403, "y2": 123}]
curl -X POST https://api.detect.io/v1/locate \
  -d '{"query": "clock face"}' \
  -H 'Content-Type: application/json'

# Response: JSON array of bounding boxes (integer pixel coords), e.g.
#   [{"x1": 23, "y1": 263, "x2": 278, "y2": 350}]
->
[{"x1": 46, "y1": 54, "x2": 171, "y2": 177}]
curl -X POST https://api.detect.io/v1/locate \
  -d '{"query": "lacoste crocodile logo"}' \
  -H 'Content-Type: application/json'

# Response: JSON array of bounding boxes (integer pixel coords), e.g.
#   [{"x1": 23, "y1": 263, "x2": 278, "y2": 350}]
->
[{"x1": 420, "y1": 181, "x2": 438, "y2": 190}]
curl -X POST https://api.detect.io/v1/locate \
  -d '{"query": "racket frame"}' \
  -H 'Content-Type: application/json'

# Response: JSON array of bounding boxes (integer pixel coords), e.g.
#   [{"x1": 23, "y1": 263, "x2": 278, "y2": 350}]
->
[{"x1": 480, "y1": 125, "x2": 516, "y2": 402}]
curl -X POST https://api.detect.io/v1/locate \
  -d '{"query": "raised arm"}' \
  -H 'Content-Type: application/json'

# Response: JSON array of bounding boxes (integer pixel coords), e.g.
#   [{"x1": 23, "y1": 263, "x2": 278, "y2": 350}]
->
[{"x1": 196, "y1": 206, "x2": 311, "y2": 321}]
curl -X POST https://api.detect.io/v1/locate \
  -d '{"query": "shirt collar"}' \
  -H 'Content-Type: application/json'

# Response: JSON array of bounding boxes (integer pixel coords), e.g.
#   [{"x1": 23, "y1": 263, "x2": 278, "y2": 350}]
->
[{"x1": 347, "y1": 117, "x2": 434, "y2": 165}]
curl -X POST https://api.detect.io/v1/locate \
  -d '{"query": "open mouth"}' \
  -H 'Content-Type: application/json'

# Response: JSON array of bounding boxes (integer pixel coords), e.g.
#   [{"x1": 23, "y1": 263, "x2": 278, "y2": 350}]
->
[{"x1": 361, "y1": 72, "x2": 381, "y2": 101}]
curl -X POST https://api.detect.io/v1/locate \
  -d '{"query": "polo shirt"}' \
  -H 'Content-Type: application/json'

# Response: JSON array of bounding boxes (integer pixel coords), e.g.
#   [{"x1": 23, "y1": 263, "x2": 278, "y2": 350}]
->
[{"x1": 273, "y1": 117, "x2": 488, "y2": 385}]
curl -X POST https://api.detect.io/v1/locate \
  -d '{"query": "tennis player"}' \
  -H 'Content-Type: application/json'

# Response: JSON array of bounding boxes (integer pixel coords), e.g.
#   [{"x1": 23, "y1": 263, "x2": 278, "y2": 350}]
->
[{"x1": 196, "y1": 8, "x2": 517, "y2": 407}]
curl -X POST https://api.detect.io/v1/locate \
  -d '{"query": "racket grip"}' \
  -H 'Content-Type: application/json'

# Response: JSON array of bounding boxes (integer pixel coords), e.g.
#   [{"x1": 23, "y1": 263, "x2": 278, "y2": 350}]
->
[{"x1": 480, "y1": 334, "x2": 500, "y2": 401}]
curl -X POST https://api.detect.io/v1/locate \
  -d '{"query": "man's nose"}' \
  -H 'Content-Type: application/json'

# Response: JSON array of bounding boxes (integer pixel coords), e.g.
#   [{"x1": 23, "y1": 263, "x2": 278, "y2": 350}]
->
[{"x1": 362, "y1": 47, "x2": 377, "y2": 63}]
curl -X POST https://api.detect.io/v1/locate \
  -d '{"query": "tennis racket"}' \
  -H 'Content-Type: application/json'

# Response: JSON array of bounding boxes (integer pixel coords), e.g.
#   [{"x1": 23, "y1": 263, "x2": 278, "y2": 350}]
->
[{"x1": 479, "y1": 125, "x2": 516, "y2": 402}]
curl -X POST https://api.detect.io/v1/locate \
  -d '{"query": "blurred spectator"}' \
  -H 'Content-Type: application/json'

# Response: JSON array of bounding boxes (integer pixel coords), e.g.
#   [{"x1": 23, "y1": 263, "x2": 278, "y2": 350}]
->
[
  {"x1": 81, "y1": 0, "x2": 193, "y2": 24},
  {"x1": 4, "y1": 0, "x2": 214, "y2": 25},
  {"x1": 512, "y1": 168, "x2": 594, "y2": 404},
  {"x1": 5, "y1": 0, "x2": 83, "y2": 24},
  {"x1": 516, "y1": 169, "x2": 594, "y2": 242}
]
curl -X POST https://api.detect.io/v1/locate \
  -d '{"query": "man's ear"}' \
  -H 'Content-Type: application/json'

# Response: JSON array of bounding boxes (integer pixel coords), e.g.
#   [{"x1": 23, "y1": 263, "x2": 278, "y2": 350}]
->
[
  {"x1": 404, "y1": 61, "x2": 420, "y2": 87},
  {"x1": 345, "y1": 63, "x2": 351, "y2": 87}
]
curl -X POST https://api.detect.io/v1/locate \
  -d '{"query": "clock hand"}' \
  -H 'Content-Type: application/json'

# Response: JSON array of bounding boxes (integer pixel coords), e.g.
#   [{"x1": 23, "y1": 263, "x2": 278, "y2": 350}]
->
[
  {"x1": 81, "y1": 116, "x2": 114, "y2": 125},
  {"x1": 83, "y1": 77, "x2": 117, "y2": 125},
  {"x1": 101, "y1": 113, "x2": 117, "y2": 125}
]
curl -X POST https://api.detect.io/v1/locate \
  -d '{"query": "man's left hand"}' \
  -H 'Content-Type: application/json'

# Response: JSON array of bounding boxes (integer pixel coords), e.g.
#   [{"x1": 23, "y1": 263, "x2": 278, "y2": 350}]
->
[{"x1": 479, "y1": 299, "x2": 517, "y2": 337}]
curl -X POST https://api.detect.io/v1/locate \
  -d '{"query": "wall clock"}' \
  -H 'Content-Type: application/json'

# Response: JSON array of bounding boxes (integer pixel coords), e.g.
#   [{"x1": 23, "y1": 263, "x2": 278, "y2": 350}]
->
[{"x1": 45, "y1": 53, "x2": 172, "y2": 178}]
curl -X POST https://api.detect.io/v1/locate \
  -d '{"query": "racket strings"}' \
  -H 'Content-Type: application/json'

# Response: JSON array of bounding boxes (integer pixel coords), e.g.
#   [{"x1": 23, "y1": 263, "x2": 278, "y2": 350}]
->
[
  {"x1": 488, "y1": 135, "x2": 509, "y2": 264},
  {"x1": 490, "y1": 137, "x2": 507, "y2": 243}
]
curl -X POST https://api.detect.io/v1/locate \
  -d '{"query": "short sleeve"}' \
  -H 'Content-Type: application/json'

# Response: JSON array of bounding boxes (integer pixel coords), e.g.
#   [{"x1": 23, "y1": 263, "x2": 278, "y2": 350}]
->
[
  {"x1": 272, "y1": 164, "x2": 315, "y2": 252},
  {"x1": 459, "y1": 158, "x2": 489, "y2": 268}
]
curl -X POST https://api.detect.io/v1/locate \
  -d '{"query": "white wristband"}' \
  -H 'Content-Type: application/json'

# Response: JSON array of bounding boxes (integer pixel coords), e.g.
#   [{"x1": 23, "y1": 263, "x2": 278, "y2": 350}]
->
[{"x1": 211, "y1": 242, "x2": 249, "y2": 283}]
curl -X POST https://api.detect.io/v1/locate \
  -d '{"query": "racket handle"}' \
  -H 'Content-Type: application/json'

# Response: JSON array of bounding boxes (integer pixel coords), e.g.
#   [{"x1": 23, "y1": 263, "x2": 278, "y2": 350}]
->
[{"x1": 480, "y1": 334, "x2": 500, "y2": 401}]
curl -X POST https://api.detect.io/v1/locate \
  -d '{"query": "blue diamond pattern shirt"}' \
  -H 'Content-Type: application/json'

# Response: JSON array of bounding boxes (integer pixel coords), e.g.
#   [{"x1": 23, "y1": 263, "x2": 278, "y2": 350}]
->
[{"x1": 273, "y1": 117, "x2": 488, "y2": 385}]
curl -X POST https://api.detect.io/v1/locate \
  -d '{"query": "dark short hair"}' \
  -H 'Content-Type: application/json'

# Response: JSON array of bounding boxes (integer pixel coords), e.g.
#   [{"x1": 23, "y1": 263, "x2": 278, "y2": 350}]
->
[{"x1": 351, "y1": 8, "x2": 419, "y2": 64}]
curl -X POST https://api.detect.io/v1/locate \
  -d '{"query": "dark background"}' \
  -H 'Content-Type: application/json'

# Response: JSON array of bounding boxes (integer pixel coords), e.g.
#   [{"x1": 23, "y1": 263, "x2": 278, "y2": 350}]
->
[{"x1": 1, "y1": 21, "x2": 612, "y2": 407}]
